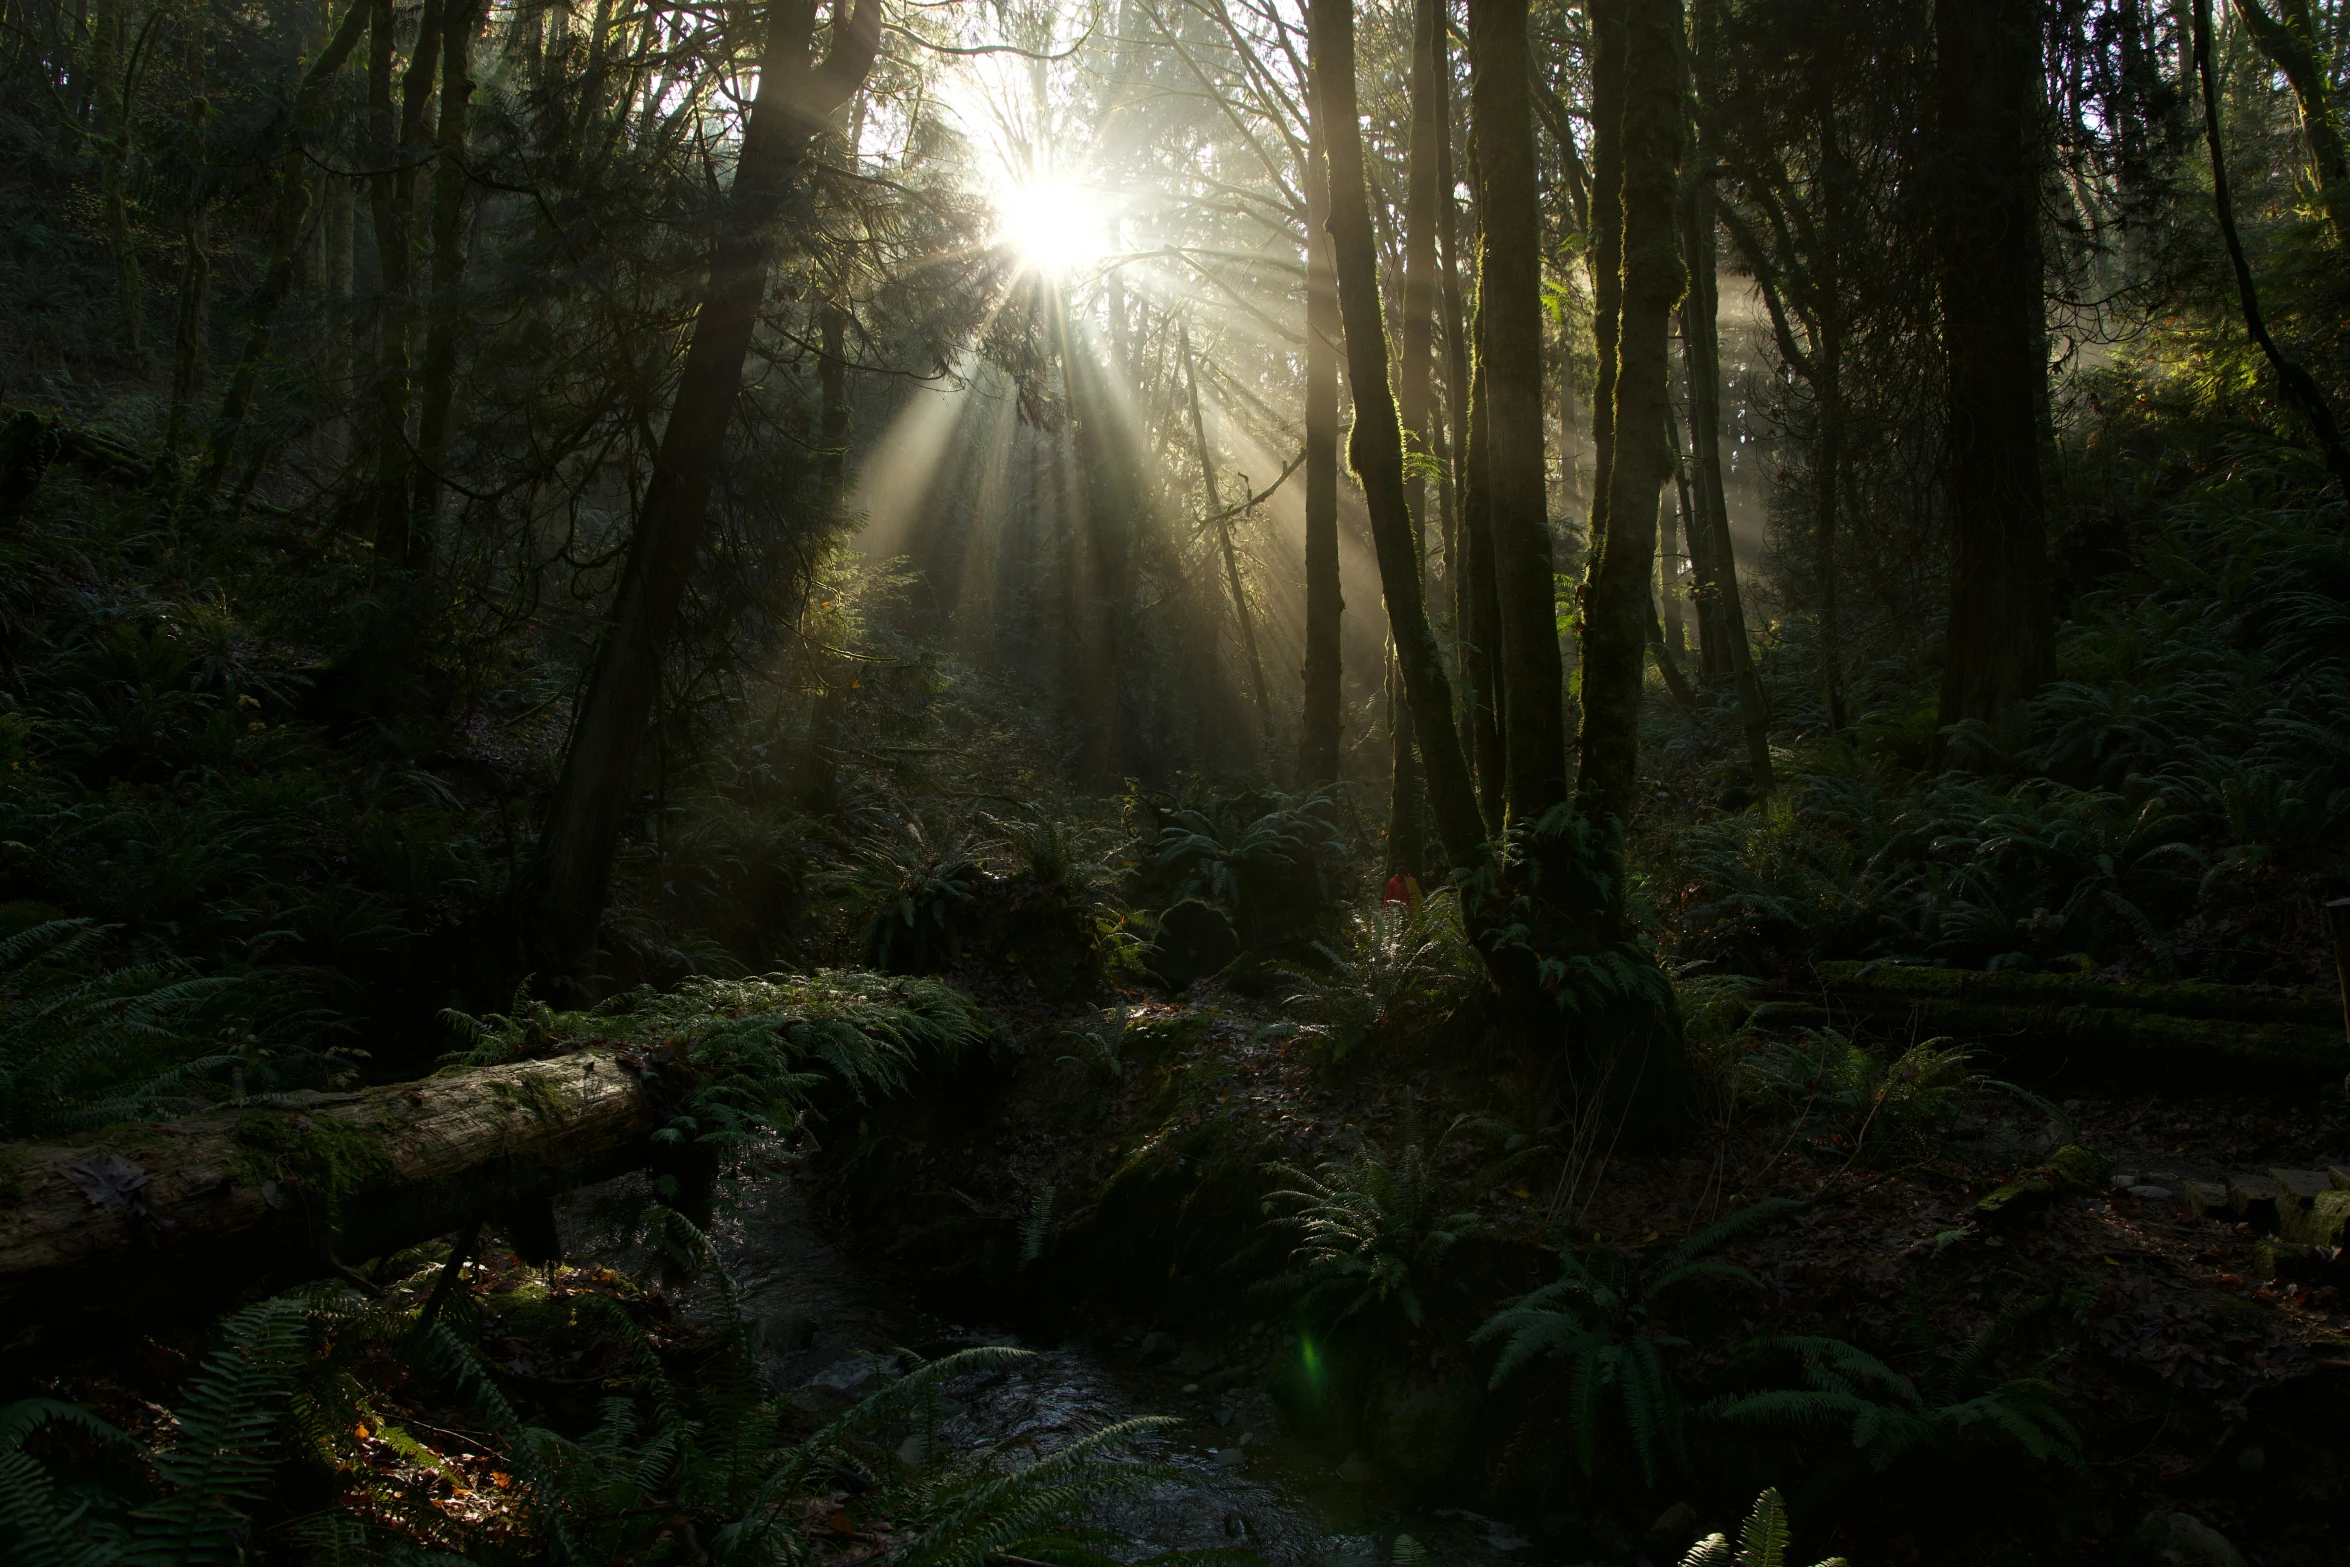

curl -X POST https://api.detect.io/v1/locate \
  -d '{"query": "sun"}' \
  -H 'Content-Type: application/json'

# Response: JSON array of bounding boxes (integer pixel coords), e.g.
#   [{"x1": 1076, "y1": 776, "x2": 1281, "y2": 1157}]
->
[{"x1": 992, "y1": 176, "x2": 1110, "y2": 277}]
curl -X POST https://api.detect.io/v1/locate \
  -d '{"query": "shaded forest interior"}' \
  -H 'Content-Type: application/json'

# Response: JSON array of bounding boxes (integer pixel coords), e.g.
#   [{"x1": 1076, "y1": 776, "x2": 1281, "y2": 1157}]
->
[{"x1": 2, "y1": 0, "x2": 2349, "y2": 1561}]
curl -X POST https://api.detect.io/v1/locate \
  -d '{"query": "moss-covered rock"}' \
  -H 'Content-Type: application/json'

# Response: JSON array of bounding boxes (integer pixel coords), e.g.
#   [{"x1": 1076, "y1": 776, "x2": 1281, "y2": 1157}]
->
[{"x1": 1143, "y1": 900, "x2": 1240, "y2": 992}]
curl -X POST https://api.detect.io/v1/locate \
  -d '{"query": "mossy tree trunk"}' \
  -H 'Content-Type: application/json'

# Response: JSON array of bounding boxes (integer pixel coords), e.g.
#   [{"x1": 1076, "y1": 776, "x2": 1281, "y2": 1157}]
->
[
  {"x1": 1469, "y1": 0, "x2": 1567, "y2": 819},
  {"x1": 1306, "y1": 0, "x2": 1483, "y2": 867},
  {"x1": 1298, "y1": 74, "x2": 1345, "y2": 790},
  {"x1": 1576, "y1": 0, "x2": 1682, "y2": 839}
]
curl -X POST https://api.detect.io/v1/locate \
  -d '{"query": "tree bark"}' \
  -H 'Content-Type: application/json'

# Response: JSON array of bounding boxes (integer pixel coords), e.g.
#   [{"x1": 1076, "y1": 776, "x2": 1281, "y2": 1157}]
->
[
  {"x1": 1307, "y1": 0, "x2": 1484, "y2": 868},
  {"x1": 1468, "y1": 0, "x2": 1567, "y2": 818},
  {"x1": 367, "y1": 0, "x2": 440, "y2": 568},
  {"x1": 1673, "y1": 186, "x2": 1774, "y2": 795},
  {"x1": 407, "y1": 0, "x2": 486, "y2": 575},
  {"x1": 1575, "y1": 0, "x2": 1682, "y2": 834},
  {"x1": 1932, "y1": 0, "x2": 2056, "y2": 751},
  {"x1": 0, "y1": 1049, "x2": 660, "y2": 1323},
  {"x1": 532, "y1": 0, "x2": 881, "y2": 990},
  {"x1": 1461, "y1": 347, "x2": 1507, "y2": 828},
  {"x1": 1582, "y1": 0, "x2": 1627, "y2": 565},
  {"x1": 1298, "y1": 76, "x2": 1345, "y2": 790},
  {"x1": 1400, "y1": 0, "x2": 1441, "y2": 538}
]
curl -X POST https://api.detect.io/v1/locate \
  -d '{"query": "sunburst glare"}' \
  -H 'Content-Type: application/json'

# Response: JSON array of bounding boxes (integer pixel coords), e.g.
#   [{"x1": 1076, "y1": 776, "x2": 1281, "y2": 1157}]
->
[{"x1": 991, "y1": 175, "x2": 1111, "y2": 278}]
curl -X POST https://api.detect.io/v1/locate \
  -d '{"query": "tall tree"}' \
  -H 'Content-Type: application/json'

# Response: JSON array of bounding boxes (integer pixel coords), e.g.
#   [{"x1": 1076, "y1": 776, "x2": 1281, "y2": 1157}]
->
[
  {"x1": 1297, "y1": 63, "x2": 1346, "y2": 790},
  {"x1": 407, "y1": 0, "x2": 486, "y2": 575},
  {"x1": 533, "y1": 0, "x2": 882, "y2": 989},
  {"x1": 1306, "y1": 0, "x2": 1482, "y2": 865},
  {"x1": 1576, "y1": 0, "x2": 1682, "y2": 834},
  {"x1": 1932, "y1": 0, "x2": 2055, "y2": 749},
  {"x1": 1469, "y1": 0, "x2": 1567, "y2": 817}
]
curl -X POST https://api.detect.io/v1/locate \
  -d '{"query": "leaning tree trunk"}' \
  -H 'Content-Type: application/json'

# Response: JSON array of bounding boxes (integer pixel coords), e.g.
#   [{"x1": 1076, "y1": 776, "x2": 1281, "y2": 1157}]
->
[
  {"x1": 1469, "y1": 0, "x2": 1568, "y2": 819},
  {"x1": 0, "y1": 1049, "x2": 661, "y2": 1323},
  {"x1": 533, "y1": 0, "x2": 882, "y2": 990},
  {"x1": 1298, "y1": 82, "x2": 1346, "y2": 791},
  {"x1": 1306, "y1": 0, "x2": 1483, "y2": 867},
  {"x1": 1576, "y1": 0, "x2": 1683, "y2": 838},
  {"x1": 2229, "y1": 0, "x2": 2349, "y2": 249},
  {"x1": 1932, "y1": 0, "x2": 2055, "y2": 752}
]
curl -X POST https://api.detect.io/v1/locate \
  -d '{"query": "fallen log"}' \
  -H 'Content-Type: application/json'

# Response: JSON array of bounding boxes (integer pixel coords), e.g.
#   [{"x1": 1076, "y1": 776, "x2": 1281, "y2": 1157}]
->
[
  {"x1": 0, "y1": 1046, "x2": 662, "y2": 1330},
  {"x1": 1765, "y1": 962, "x2": 2347, "y2": 1086}
]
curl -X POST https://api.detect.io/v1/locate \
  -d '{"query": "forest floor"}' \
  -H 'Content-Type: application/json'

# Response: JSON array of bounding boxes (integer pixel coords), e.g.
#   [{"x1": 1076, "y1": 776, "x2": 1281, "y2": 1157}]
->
[{"x1": 804, "y1": 967, "x2": 2350, "y2": 1567}]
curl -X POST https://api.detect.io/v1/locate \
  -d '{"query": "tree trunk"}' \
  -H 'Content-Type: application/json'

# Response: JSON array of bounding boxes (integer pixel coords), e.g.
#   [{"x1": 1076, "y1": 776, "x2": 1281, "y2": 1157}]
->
[
  {"x1": 1468, "y1": 0, "x2": 1567, "y2": 818},
  {"x1": 1660, "y1": 468, "x2": 1685, "y2": 655},
  {"x1": 1677, "y1": 161, "x2": 1773, "y2": 792},
  {"x1": 0, "y1": 1049, "x2": 660, "y2": 1323},
  {"x1": 818, "y1": 298, "x2": 850, "y2": 498},
  {"x1": 1575, "y1": 0, "x2": 1682, "y2": 835},
  {"x1": 365, "y1": 0, "x2": 437, "y2": 567},
  {"x1": 166, "y1": 71, "x2": 212, "y2": 458},
  {"x1": 1461, "y1": 347, "x2": 1507, "y2": 829},
  {"x1": 1183, "y1": 325, "x2": 1272, "y2": 741},
  {"x1": 1400, "y1": 0, "x2": 1441, "y2": 538},
  {"x1": 1298, "y1": 79, "x2": 1345, "y2": 790},
  {"x1": 1307, "y1": 0, "x2": 1484, "y2": 868},
  {"x1": 2192, "y1": 0, "x2": 2350, "y2": 501},
  {"x1": 1582, "y1": 0, "x2": 1627, "y2": 562},
  {"x1": 407, "y1": 0, "x2": 486, "y2": 575},
  {"x1": 532, "y1": 0, "x2": 881, "y2": 990},
  {"x1": 2230, "y1": 0, "x2": 2349, "y2": 247},
  {"x1": 188, "y1": 0, "x2": 370, "y2": 510},
  {"x1": 93, "y1": 0, "x2": 141, "y2": 362},
  {"x1": 1932, "y1": 0, "x2": 2055, "y2": 751}
]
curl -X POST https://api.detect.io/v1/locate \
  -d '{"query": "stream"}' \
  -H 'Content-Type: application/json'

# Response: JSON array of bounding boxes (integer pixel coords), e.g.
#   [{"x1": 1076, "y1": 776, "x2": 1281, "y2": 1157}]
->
[{"x1": 694, "y1": 1172, "x2": 1574, "y2": 1567}]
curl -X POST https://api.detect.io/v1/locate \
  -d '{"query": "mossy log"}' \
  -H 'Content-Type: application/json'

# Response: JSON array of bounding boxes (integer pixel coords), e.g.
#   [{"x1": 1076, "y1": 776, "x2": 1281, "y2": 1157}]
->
[
  {"x1": 1771, "y1": 962, "x2": 2348, "y2": 1085},
  {"x1": 0, "y1": 1048, "x2": 660, "y2": 1326}
]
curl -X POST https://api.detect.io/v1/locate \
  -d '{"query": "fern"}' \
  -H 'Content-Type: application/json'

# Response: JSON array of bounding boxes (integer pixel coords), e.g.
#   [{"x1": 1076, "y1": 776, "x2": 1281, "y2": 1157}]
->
[
  {"x1": 0, "y1": 1399, "x2": 139, "y2": 1567},
  {"x1": 1475, "y1": 1199, "x2": 1799, "y2": 1483},
  {"x1": 1709, "y1": 1300, "x2": 2084, "y2": 1473},
  {"x1": 1678, "y1": 1488, "x2": 1848, "y2": 1567}
]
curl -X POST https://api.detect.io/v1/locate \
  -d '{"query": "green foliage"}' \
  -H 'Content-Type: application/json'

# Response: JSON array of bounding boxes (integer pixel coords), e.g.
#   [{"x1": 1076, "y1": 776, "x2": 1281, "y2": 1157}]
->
[
  {"x1": 1474, "y1": 1200, "x2": 1800, "y2": 1484},
  {"x1": 1678, "y1": 1488, "x2": 1848, "y2": 1567},
  {"x1": 445, "y1": 969, "x2": 998, "y2": 1167},
  {"x1": 1265, "y1": 889, "x2": 1483, "y2": 1060},
  {"x1": 1463, "y1": 805, "x2": 1676, "y2": 1022},
  {"x1": 822, "y1": 818, "x2": 988, "y2": 975},
  {"x1": 0, "y1": 1296, "x2": 314, "y2": 1567},
  {"x1": 1737, "y1": 1032, "x2": 1978, "y2": 1154},
  {"x1": 1709, "y1": 1302, "x2": 2084, "y2": 1475},
  {"x1": 1261, "y1": 1112, "x2": 1533, "y2": 1331},
  {"x1": 1155, "y1": 785, "x2": 1347, "y2": 948}
]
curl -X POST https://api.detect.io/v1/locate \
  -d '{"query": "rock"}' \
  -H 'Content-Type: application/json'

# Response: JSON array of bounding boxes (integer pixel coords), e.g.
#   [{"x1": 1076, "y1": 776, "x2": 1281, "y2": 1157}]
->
[
  {"x1": 2269, "y1": 1169, "x2": 2341, "y2": 1241},
  {"x1": 2181, "y1": 1179, "x2": 2229, "y2": 1214},
  {"x1": 1136, "y1": 1331, "x2": 1176, "y2": 1364},
  {"x1": 1645, "y1": 1502, "x2": 1698, "y2": 1555},
  {"x1": 2049, "y1": 1144, "x2": 2115, "y2": 1192},
  {"x1": 2303, "y1": 1189, "x2": 2350, "y2": 1247},
  {"x1": 1170, "y1": 1344, "x2": 1219, "y2": 1375},
  {"x1": 2112, "y1": 1172, "x2": 2143, "y2": 1189},
  {"x1": 1975, "y1": 1177, "x2": 2055, "y2": 1222},
  {"x1": 2328, "y1": 1165, "x2": 2350, "y2": 1191},
  {"x1": 2226, "y1": 1172, "x2": 2279, "y2": 1228},
  {"x1": 2255, "y1": 1237, "x2": 2348, "y2": 1286},
  {"x1": 1213, "y1": 1447, "x2": 1246, "y2": 1469},
  {"x1": 2128, "y1": 1184, "x2": 2172, "y2": 1199},
  {"x1": 787, "y1": 1357, "x2": 882, "y2": 1420},
  {"x1": 1336, "y1": 1452, "x2": 1375, "y2": 1483},
  {"x1": 2128, "y1": 1512, "x2": 2247, "y2": 1567}
]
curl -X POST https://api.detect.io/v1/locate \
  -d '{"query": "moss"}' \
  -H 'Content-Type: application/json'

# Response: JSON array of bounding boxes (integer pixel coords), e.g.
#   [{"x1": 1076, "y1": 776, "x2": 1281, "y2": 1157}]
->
[
  {"x1": 2049, "y1": 1144, "x2": 2115, "y2": 1193},
  {"x1": 1817, "y1": 961, "x2": 2341, "y2": 1028},
  {"x1": 1975, "y1": 1177, "x2": 2056, "y2": 1222},
  {"x1": 487, "y1": 1070, "x2": 571, "y2": 1123},
  {"x1": 228, "y1": 1110, "x2": 398, "y2": 1240}
]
